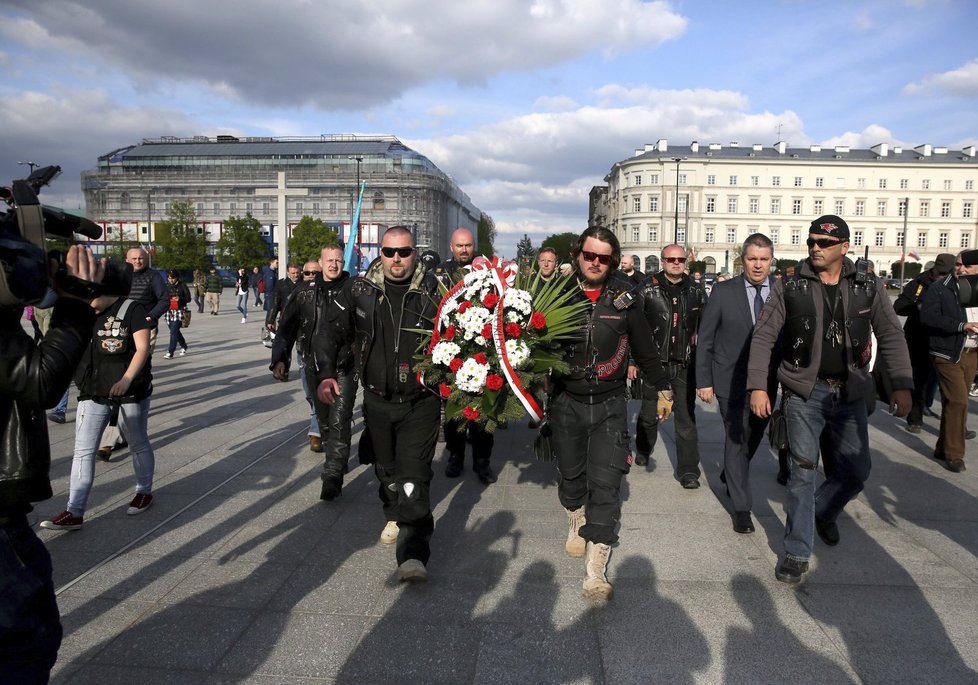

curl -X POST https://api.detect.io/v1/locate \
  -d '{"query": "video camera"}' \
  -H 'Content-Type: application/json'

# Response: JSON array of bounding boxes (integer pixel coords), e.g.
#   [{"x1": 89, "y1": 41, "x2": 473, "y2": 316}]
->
[
  {"x1": 0, "y1": 164, "x2": 132, "y2": 305},
  {"x1": 957, "y1": 249, "x2": 978, "y2": 307}
]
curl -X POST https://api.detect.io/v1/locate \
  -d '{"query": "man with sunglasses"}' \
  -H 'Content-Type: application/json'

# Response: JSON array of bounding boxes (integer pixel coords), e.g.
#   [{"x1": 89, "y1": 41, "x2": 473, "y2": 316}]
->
[
  {"x1": 631, "y1": 244, "x2": 707, "y2": 488},
  {"x1": 316, "y1": 227, "x2": 441, "y2": 582},
  {"x1": 549, "y1": 226, "x2": 673, "y2": 602},
  {"x1": 748, "y1": 215, "x2": 912, "y2": 583}
]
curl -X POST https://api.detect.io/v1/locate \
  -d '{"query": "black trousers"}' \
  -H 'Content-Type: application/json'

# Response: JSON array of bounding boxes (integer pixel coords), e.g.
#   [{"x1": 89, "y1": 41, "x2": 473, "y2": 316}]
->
[
  {"x1": 444, "y1": 418, "x2": 494, "y2": 466},
  {"x1": 717, "y1": 392, "x2": 771, "y2": 511},
  {"x1": 550, "y1": 392, "x2": 630, "y2": 545},
  {"x1": 362, "y1": 391, "x2": 441, "y2": 565},
  {"x1": 308, "y1": 365, "x2": 356, "y2": 483},
  {"x1": 907, "y1": 345, "x2": 935, "y2": 427},
  {"x1": 636, "y1": 362, "x2": 701, "y2": 477}
]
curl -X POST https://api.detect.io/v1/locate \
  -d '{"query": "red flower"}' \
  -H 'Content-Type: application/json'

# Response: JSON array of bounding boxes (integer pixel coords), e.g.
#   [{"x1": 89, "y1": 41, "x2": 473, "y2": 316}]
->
[
  {"x1": 481, "y1": 324, "x2": 493, "y2": 340},
  {"x1": 439, "y1": 383, "x2": 452, "y2": 398},
  {"x1": 485, "y1": 374, "x2": 504, "y2": 391},
  {"x1": 505, "y1": 322, "x2": 522, "y2": 338},
  {"x1": 462, "y1": 406, "x2": 480, "y2": 420},
  {"x1": 449, "y1": 358, "x2": 463, "y2": 372},
  {"x1": 474, "y1": 352, "x2": 488, "y2": 365},
  {"x1": 430, "y1": 329, "x2": 440, "y2": 345},
  {"x1": 443, "y1": 325, "x2": 456, "y2": 341},
  {"x1": 530, "y1": 312, "x2": 547, "y2": 330},
  {"x1": 458, "y1": 301, "x2": 472, "y2": 313},
  {"x1": 482, "y1": 292, "x2": 499, "y2": 309}
]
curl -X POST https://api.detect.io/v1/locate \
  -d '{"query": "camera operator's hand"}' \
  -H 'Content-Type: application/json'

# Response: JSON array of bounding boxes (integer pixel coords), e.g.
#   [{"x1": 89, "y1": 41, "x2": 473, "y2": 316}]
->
[{"x1": 53, "y1": 246, "x2": 106, "y2": 301}]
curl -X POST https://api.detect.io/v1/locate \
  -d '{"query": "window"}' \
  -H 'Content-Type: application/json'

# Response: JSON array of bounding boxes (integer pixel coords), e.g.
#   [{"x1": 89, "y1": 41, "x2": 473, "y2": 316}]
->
[
  {"x1": 650, "y1": 174, "x2": 659, "y2": 184},
  {"x1": 794, "y1": 176, "x2": 803, "y2": 187},
  {"x1": 263, "y1": 202, "x2": 270, "y2": 212},
  {"x1": 749, "y1": 198, "x2": 759, "y2": 214},
  {"x1": 920, "y1": 201, "x2": 929, "y2": 217},
  {"x1": 632, "y1": 226, "x2": 640, "y2": 242},
  {"x1": 213, "y1": 203, "x2": 219, "y2": 212},
  {"x1": 875, "y1": 231, "x2": 885, "y2": 247},
  {"x1": 772, "y1": 176, "x2": 781, "y2": 187},
  {"x1": 750, "y1": 176, "x2": 759, "y2": 187},
  {"x1": 634, "y1": 175, "x2": 642, "y2": 186},
  {"x1": 648, "y1": 226, "x2": 658, "y2": 242},
  {"x1": 727, "y1": 197, "x2": 737, "y2": 213},
  {"x1": 944, "y1": 179, "x2": 953, "y2": 191},
  {"x1": 196, "y1": 203, "x2": 204, "y2": 212},
  {"x1": 836, "y1": 177, "x2": 845, "y2": 188},
  {"x1": 707, "y1": 175, "x2": 716, "y2": 185},
  {"x1": 922, "y1": 179, "x2": 930, "y2": 190},
  {"x1": 879, "y1": 178, "x2": 887, "y2": 189},
  {"x1": 677, "y1": 227, "x2": 686, "y2": 243},
  {"x1": 964, "y1": 202, "x2": 973, "y2": 219},
  {"x1": 814, "y1": 199, "x2": 824, "y2": 215},
  {"x1": 941, "y1": 202, "x2": 951, "y2": 218},
  {"x1": 704, "y1": 226, "x2": 715, "y2": 243},
  {"x1": 858, "y1": 178, "x2": 866, "y2": 189},
  {"x1": 815, "y1": 177, "x2": 824, "y2": 187},
  {"x1": 729, "y1": 175, "x2": 738, "y2": 185},
  {"x1": 295, "y1": 202, "x2": 303, "y2": 211},
  {"x1": 791, "y1": 230, "x2": 800, "y2": 246},
  {"x1": 246, "y1": 203, "x2": 253, "y2": 211},
  {"x1": 329, "y1": 202, "x2": 336, "y2": 211},
  {"x1": 650, "y1": 196, "x2": 659, "y2": 212},
  {"x1": 313, "y1": 202, "x2": 320, "y2": 211},
  {"x1": 678, "y1": 196, "x2": 688, "y2": 212},
  {"x1": 771, "y1": 198, "x2": 781, "y2": 214},
  {"x1": 896, "y1": 232, "x2": 904, "y2": 248},
  {"x1": 771, "y1": 229, "x2": 780, "y2": 245},
  {"x1": 900, "y1": 179, "x2": 909, "y2": 190},
  {"x1": 855, "y1": 200, "x2": 865, "y2": 216},
  {"x1": 229, "y1": 202, "x2": 236, "y2": 212},
  {"x1": 792, "y1": 199, "x2": 802, "y2": 215},
  {"x1": 939, "y1": 232, "x2": 949, "y2": 248},
  {"x1": 633, "y1": 197, "x2": 641, "y2": 212},
  {"x1": 678, "y1": 174, "x2": 687, "y2": 185},
  {"x1": 726, "y1": 227, "x2": 737, "y2": 243},
  {"x1": 835, "y1": 200, "x2": 845, "y2": 214},
  {"x1": 963, "y1": 234, "x2": 972, "y2": 249},
  {"x1": 877, "y1": 201, "x2": 887, "y2": 216},
  {"x1": 897, "y1": 200, "x2": 906, "y2": 217},
  {"x1": 853, "y1": 231, "x2": 864, "y2": 247},
  {"x1": 917, "y1": 232, "x2": 927, "y2": 248},
  {"x1": 966, "y1": 180, "x2": 974, "y2": 191}
]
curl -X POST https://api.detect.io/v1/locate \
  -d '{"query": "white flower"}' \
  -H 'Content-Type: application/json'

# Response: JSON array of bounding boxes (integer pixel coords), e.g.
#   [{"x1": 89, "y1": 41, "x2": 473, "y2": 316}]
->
[
  {"x1": 432, "y1": 341, "x2": 461, "y2": 366},
  {"x1": 455, "y1": 357, "x2": 489, "y2": 393},
  {"x1": 457, "y1": 305, "x2": 492, "y2": 340},
  {"x1": 503, "y1": 288, "x2": 533, "y2": 316},
  {"x1": 505, "y1": 339, "x2": 531, "y2": 369}
]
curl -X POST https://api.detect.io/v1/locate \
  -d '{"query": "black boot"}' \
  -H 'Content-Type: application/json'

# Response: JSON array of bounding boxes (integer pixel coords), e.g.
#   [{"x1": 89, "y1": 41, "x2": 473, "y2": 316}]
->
[
  {"x1": 445, "y1": 453, "x2": 463, "y2": 478},
  {"x1": 474, "y1": 459, "x2": 497, "y2": 485}
]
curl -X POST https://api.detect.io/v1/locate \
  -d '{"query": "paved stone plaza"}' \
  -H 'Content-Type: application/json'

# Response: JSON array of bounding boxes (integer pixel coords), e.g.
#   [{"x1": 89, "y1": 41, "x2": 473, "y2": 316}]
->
[{"x1": 34, "y1": 306, "x2": 978, "y2": 684}]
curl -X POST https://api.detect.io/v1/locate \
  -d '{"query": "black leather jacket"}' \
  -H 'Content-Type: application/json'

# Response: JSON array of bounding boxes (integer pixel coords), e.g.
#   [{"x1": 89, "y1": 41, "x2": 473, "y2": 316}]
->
[
  {"x1": 317, "y1": 260, "x2": 438, "y2": 402},
  {"x1": 639, "y1": 271, "x2": 706, "y2": 366},
  {"x1": 0, "y1": 299, "x2": 96, "y2": 515},
  {"x1": 271, "y1": 272, "x2": 354, "y2": 372}
]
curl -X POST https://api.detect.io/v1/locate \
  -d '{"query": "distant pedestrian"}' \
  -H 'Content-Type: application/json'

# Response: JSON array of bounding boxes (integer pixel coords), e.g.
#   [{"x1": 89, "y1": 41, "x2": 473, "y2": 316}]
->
[
  {"x1": 162, "y1": 269, "x2": 191, "y2": 359},
  {"x1": 192, "y1": 268, "x2": 206, "y2": 313},
  {"x1": 251, "y1": 266, "x2": 263, "y2": 307},
  {"x1": 235, "y1": 267, "x2": 250, "y2": 323},
  {"x1": 261, "y1": 257, "x2": 278, "y2": 317},
  {"x1": 204, "y1": 266, "x2": 223, "y2": 315}
]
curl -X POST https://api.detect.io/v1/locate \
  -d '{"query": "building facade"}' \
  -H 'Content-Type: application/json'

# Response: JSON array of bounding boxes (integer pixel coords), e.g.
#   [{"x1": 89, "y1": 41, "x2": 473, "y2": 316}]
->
[
  {"x1": 598, "y1": 139, "x2": 978, "y2": 276},
  {"x1": 81, "y1": 134, "x2": 481, "y2": 264}
]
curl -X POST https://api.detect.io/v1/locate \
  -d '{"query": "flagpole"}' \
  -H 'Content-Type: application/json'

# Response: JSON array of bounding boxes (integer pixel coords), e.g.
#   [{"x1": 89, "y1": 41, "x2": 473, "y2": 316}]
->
[
  {"x1": 900, "y1": 195, "x2": 908, "y2": 285},
  {"x1": 343, "y1": 180, "x2": 367, "y2": 273}
]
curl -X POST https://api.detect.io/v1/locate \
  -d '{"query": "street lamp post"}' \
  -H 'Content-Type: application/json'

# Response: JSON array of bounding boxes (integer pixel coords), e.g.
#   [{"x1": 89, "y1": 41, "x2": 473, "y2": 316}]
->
[
  {"x1": 18, "y1": 161, "x2": 39, "y2": 174},
  {"x1": 672, "y1": 157, "x2": 686, "y2": 243}
]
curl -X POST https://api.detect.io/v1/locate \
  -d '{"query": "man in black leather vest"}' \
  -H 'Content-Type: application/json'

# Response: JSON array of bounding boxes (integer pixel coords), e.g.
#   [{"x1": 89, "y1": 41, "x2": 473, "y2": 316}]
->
[{"x1": 631, "y1": 244, "x2": 706, "y2": 488}]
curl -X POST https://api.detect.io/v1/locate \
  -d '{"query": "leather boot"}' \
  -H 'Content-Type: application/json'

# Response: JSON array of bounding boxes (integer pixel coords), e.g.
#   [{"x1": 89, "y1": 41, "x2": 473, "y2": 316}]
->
[
  {"x1": 309, "y1": 435, "x2": 323, "y2": 453},
  {"x1": 582, "y1": 542, "x2": 613, "y2": 601},
  {"x1": 564, "y1": 507, "x2": 586, "y2": 557}
]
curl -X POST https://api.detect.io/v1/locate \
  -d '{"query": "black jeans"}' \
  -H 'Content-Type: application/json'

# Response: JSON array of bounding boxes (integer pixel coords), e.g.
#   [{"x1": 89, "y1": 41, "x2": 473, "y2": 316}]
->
[
  {"x1": 362, "y1": 392, "x2": 441, "y2": 565},
  {"x1": 309, "y1": 366, "x2": 356, "y2": 483},
  {"x1": 636, "y1": 362, "x2": 700, "y2": 478},
  {"x1": 0, "y1": 514, "x2": 62, "y2": 684},
  {"x1": 550, "y1": 391, "x2": 630, "y2": 545},
  {"x1": 444, "y1": 418, "x2": 494, "y2": 467}
]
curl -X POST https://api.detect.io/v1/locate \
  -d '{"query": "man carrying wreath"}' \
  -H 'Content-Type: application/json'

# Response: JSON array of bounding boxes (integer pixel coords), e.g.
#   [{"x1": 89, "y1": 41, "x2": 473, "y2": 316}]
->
[{"x1": 549, "y1": 226, "x2": 674, "y2": 602}]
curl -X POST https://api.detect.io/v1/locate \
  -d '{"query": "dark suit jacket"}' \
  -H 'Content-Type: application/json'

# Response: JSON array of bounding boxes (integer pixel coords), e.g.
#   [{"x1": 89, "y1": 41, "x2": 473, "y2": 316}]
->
[{"x1": 696, "y1": 275, "x2": 777, "y2": 399}]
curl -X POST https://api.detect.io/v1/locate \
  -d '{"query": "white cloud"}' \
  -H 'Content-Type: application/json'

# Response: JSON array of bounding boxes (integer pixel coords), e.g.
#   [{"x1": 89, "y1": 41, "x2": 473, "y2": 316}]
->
[
  {"x1": 904, "y1": 58, "x2": 978, "y2": 97},
  {"x1": 533, "y1": 95, "x2": 578, "y2": 112},
  {"x1": 819, "y1": 124, "x2": 908, "y2": 150},
  {"x1": 3, "y1": 0, "x2": 687, "y2": 110}
]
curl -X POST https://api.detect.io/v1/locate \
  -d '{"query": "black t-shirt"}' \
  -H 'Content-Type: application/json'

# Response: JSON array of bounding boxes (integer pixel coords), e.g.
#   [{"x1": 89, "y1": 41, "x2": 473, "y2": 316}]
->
[
  {"x1": 382, "y1": 279, "x2": 410, "y2": 396},
  {"x1": 818, "y1": 282, "x2": 847, "y2": 380},
  {"x1": 76, "y1": 298, "x2": 153, "y2": 402}
]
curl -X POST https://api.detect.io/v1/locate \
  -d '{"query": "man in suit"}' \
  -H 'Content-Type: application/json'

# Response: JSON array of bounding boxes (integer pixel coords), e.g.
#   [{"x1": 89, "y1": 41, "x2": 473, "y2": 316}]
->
[{"x1": 696, "y1": 234, "x2": 778, "y2": 533}]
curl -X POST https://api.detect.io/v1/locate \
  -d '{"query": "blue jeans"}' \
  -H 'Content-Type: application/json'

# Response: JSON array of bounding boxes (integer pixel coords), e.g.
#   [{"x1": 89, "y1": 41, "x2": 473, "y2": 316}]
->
[
  {"x1": 0, "y1": 515, "x2": 62, "y2": 683},
  {"x1": 252, "y1": 286, "x2": 262, "y2": 306},
  {"x1": 299, "y1": 360, "x2": 319, "y2": 437},
  {"x1": 68, "y1": 398, "x2": 155, "y2": 516},
  {"x1": 167, "y1": 317, "x2": 187, "y2": 355},
  {"x1": 236, "y1": 292, "x2": 249, "y2": 318},
  {"x1": 52, "y1": 387, "x2": 69, "y2": 416},
  {"x1": 783, "y1": 380, "x2": 870, "y2": 561}
]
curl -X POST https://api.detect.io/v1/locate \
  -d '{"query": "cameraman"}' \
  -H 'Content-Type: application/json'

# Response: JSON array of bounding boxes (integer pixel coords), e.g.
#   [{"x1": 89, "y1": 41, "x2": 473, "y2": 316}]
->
[{"x1": 1, "y1": 245, "x2": 105, "y2": 683}]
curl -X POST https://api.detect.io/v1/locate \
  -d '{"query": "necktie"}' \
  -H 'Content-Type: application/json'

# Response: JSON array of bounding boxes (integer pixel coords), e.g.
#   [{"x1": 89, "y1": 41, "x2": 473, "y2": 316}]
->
[{"x1": 753, "y1": 283, "x2": 764, "y2": 323}]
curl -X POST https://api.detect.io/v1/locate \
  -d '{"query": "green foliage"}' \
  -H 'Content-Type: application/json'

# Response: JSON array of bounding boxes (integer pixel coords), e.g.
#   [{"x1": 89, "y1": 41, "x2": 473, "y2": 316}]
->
[
  {"x1": 153, "y1": 200, "x2": 209, "y2": 270},
  {"x1": 540, "y1": 232, "x2": 578, "y2": 265},
  {"x1": 216, "y1": 212, "x2": 269, "y2": 268},
  {"x1": 775, "y1": 258, "x2": 800, "y2": 274},
  {"x1": 288, "y1": 215, "x2": 339, "y2": 264},
  {"x1": 889, "y1": 261, "x2": 922, "y2": 280},
  {"x1": 688, "y1": 260, "x2": 707, "y2": 275},
  {"x1": 516, "y1": 234, "x2": 534, "y2": 262},
  {"x1": 476, "y1": 213, "x2": 496, "y2": 258}
]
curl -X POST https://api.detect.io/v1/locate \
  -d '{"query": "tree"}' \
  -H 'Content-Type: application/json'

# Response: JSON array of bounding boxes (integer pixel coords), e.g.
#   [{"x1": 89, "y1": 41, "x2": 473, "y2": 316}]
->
[
  {"x1": 890, "y1": 261, "x2": 922, "y2": 280},
  {"x1": 153, "y1": 200, "x2": 209, "y2": 271},
  {"x1": 476, "y1": 213, "x2": 496, "y2": 258},
  {"x1": 288, "y1": 215, "x2": 339, "y2": 264},
  {"x1": 775, "y1": 258, "x2": 799, "y2": 274},
  {"x1": 216, "y1": 212, "x2": 269, "y2": 268},
  {"x1": 516, "y1": 234, "x2": 534, "y2": 263},
  {"x1": 688, "y1": 260, "x2": 707, "y2": 275},
  {"x1": 540, "y1": 232, "x2": 578, "y2": 265}
]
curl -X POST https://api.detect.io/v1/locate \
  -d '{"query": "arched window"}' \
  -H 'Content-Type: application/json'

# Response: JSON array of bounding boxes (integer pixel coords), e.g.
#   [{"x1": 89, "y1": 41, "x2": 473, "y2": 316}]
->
[
  {"x1": 645, "y1": 255, "x2": 660, "y2": 273},
  {"x1": 704, "y1": 256, "x2": 716, "y2": 272}
]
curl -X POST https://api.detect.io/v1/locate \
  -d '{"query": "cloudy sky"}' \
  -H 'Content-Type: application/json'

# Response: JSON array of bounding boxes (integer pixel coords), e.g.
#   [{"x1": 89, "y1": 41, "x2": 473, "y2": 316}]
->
[{"x1": 2, "y1": 0, "x2": 976, "y2": 257}]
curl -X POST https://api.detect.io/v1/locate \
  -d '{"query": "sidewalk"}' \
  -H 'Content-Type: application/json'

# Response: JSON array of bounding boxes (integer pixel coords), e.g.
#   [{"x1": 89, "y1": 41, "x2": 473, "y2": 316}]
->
[{"x1": 36, "y1": 306, "x2": 978, "y2": 684}]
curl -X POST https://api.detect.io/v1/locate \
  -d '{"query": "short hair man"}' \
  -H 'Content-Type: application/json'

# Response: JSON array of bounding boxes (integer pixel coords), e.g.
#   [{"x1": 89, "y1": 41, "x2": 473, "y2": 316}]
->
[
  {"x1": 617, "y1": 254, "x2": 645, "y2": 287},
  {"x1": 317, "y1": 227, "x2": 441, "y2": 581},
  {"x1": 696, "y1": 233, "x2": 777, "y2": 533},
  {"x1": 536, "y1": 247, "x2": 558, "y2": 280},
  {"x1": 920, "y1": 252, "x2": 978, "y2": 473},
  {"x1": 748, "y1": 215, "x2": 912, "y2": 583},
  {"x1": 265, "y1": 262, "x2": 301, "y2": 332}
]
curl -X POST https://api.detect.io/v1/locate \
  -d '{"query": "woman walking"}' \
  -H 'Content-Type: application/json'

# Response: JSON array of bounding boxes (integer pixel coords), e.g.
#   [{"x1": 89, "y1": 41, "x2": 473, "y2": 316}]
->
[
  {"x1": 192, "y1": 268, "x2": 206, "y2": 313},
  {"x1": 41, "y1": 289, "x2": 156, "y2": 529},
  {"x1": 236, "y1": 267, "x2": 250, "y2": 323},
  {"x1": 163, "y1": 269, "x2": 191, "y2": 359}
]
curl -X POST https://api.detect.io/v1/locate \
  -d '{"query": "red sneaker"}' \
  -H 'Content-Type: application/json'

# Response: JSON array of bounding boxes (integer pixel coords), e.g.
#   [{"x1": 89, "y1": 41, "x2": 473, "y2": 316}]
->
[
  {"x1": 127, "y1": 493, "x2": 154, "y2": 515},
  {"x1": 40, "y1": 511, "x2": 83, "y2": 530}
]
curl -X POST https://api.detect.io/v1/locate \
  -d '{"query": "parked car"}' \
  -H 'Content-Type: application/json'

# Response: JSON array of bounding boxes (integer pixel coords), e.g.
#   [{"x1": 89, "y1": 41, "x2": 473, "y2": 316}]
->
[{"x1": 215, "y1": 268, "x2": 237, "y2": 288}]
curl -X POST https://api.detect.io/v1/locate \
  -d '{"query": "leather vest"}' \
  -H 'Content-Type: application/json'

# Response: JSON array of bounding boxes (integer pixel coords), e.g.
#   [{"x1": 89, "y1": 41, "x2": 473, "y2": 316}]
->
[
  {"x1": 782, "y1": 274, "x2": 877, "y2": 370},
  {"x1": 562, "y1": 281, "x2": 635, "y2": 393},
  {"x1": 639, "y1": 274, "x2": 705, "y2": 365}
]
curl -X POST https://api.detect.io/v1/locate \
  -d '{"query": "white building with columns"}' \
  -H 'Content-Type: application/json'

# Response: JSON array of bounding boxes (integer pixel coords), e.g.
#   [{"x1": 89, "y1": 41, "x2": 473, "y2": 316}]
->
[{"x1": 597, "y1": 139, "x2": 978, "y2": 277}]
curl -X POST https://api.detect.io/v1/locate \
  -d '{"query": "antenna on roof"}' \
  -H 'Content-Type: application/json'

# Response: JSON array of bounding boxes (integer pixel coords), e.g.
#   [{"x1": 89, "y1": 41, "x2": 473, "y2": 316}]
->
[{"x1": 775, "y1": 122, "x2": 784, "y2": 143}]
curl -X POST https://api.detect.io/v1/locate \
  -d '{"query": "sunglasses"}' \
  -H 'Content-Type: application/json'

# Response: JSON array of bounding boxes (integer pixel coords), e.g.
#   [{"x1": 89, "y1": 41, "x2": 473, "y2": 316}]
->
[
  {"x1": 381, "y1": 246, "x2": 414, "y2": 258},
  {"x1": 663, "y1": 256, "x2": 687, "y2": 264},
  {"x1": 806, "y1": 238, "x2": 844, "y2": 249},
  {"x1": 581, "y1": 250, "x2": 612, "y2": 265},
  {"x1": 302, "y1": 270, "x2": 322, "y2": 276}
]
